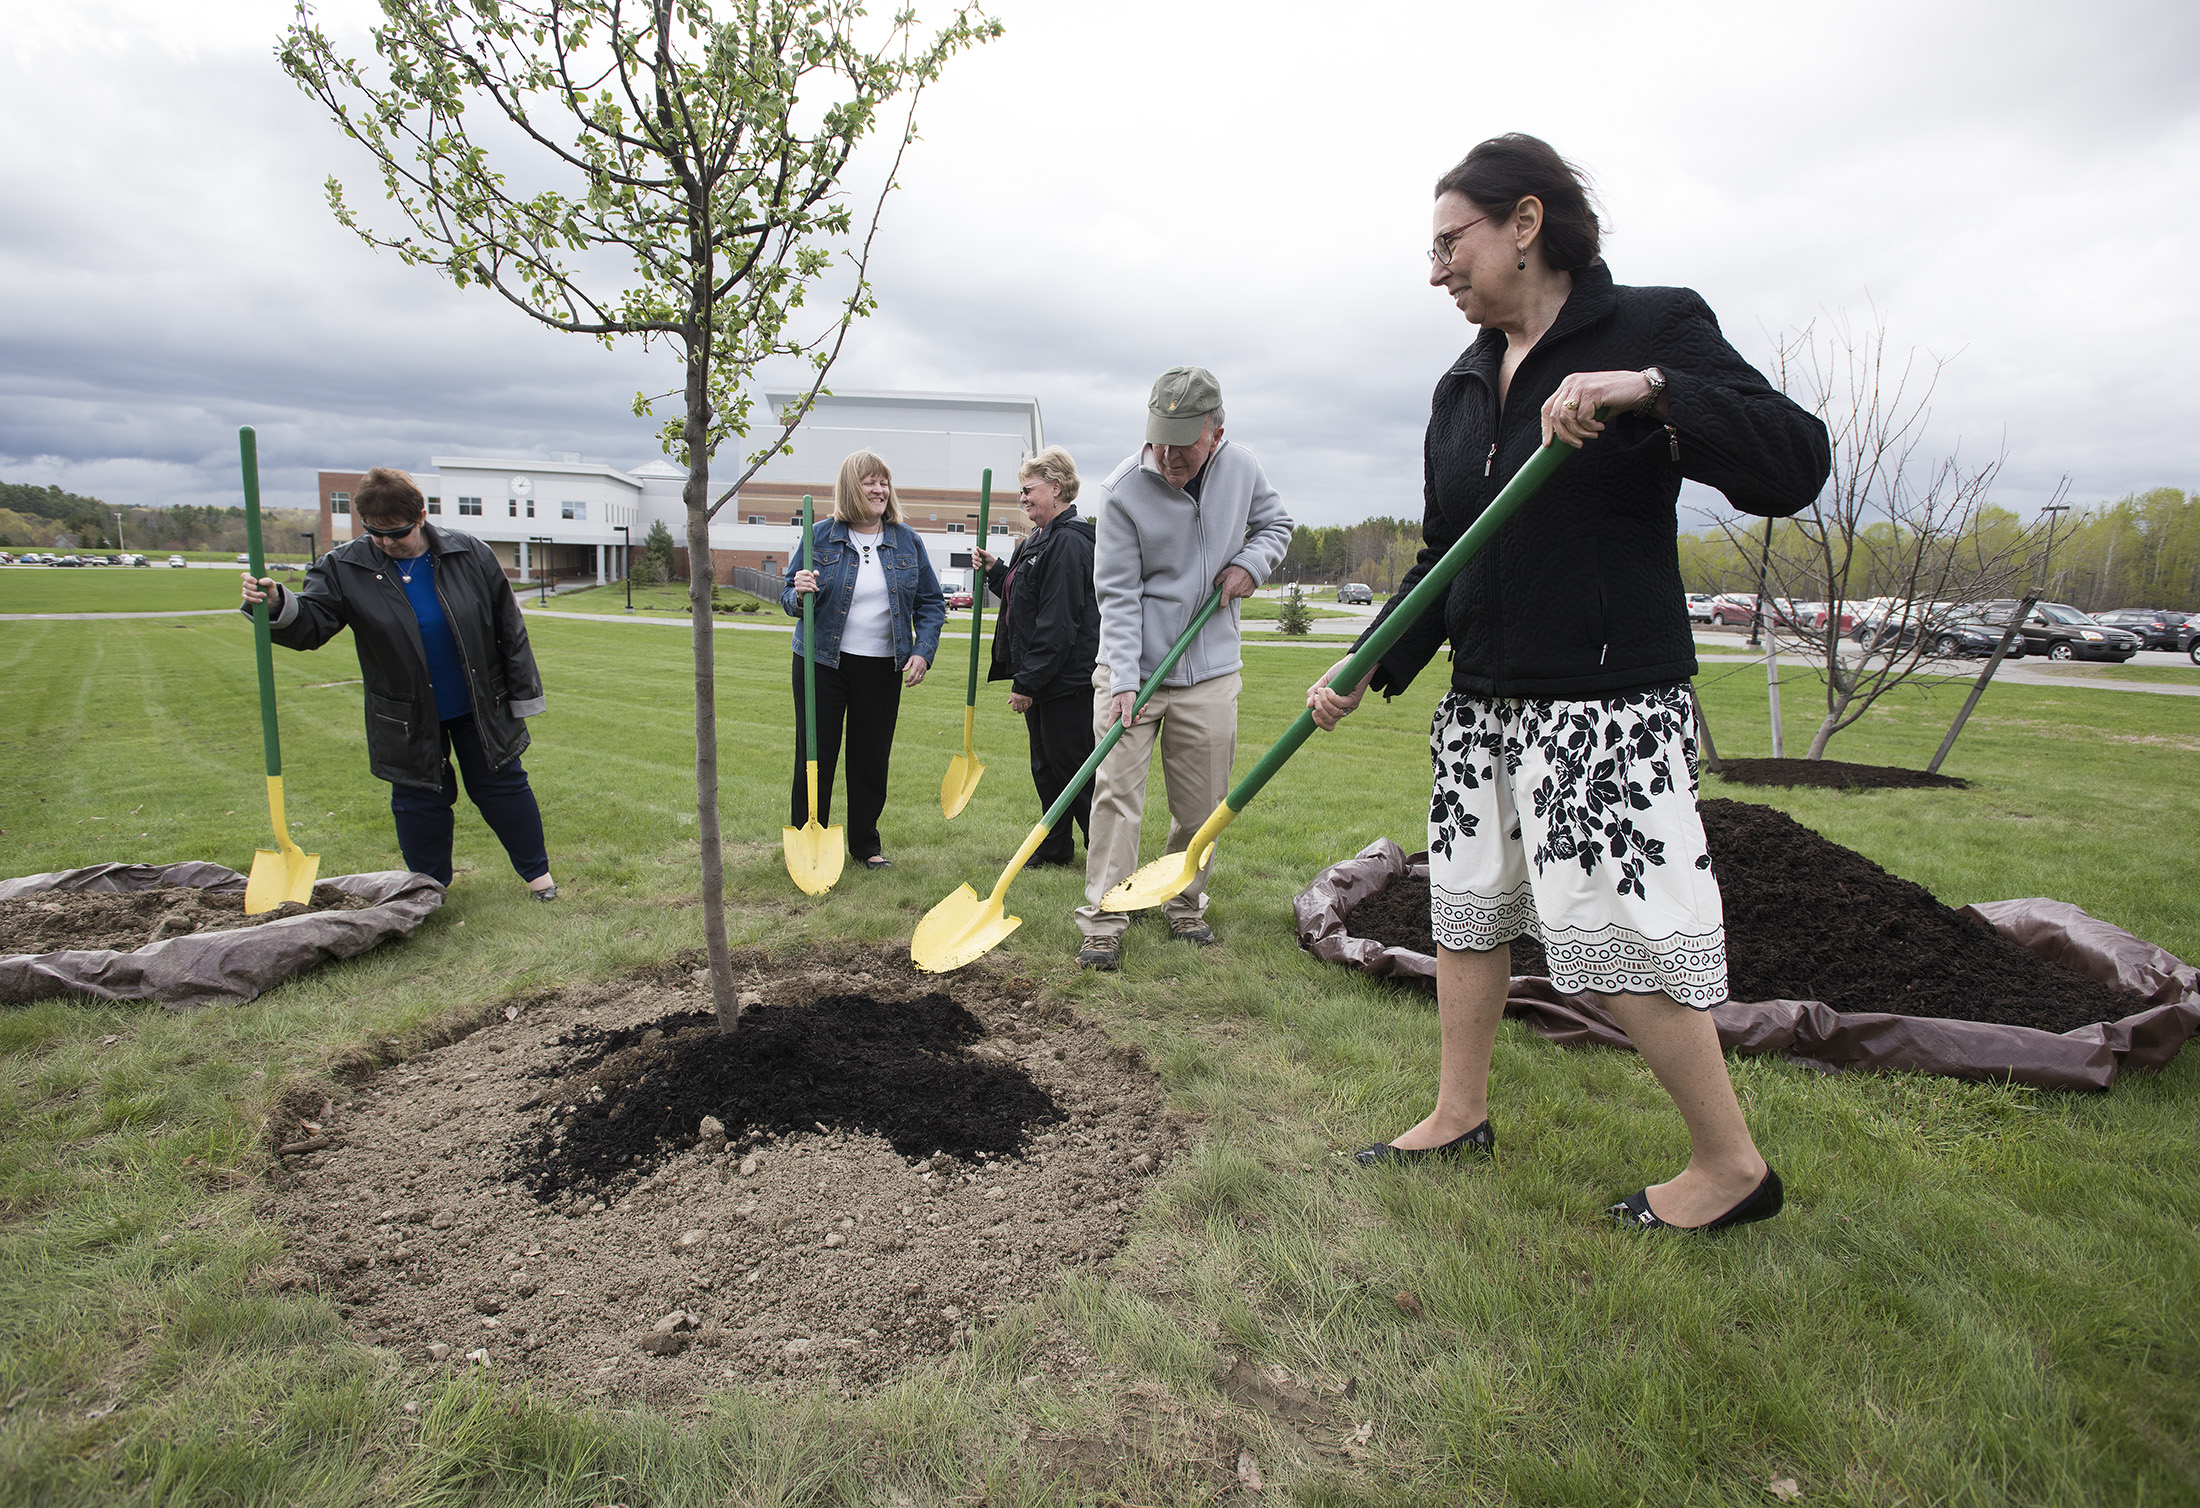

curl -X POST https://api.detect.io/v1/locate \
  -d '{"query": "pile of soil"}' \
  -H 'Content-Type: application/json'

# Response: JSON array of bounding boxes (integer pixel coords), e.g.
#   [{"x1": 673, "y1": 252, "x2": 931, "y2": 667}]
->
[
  {"x1": 264, "y1": 946, "x2": 1179, "y2": 1403},
  {"x1": 1342, "y1": 798, "x2": 2141, "y2": 1034},
  {"x1": 0, "y1": 883, "x2": 374, "y2": 955},
  {"x1": 1714, "y1": 757, "x2": 1967, "y2": 791}
]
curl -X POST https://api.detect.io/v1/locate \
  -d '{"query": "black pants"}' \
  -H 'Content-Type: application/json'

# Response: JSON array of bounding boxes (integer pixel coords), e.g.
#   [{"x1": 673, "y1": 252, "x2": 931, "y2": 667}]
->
[
  {"x1": 387, "y1": 714, "x2": 550, "y2": 886},
  {"x1": 1026, "y1": 686, "x2": 1096, "y2": 864},
  {"x1": 790, "y1": 653, "x2": 902, "y2": 861}
]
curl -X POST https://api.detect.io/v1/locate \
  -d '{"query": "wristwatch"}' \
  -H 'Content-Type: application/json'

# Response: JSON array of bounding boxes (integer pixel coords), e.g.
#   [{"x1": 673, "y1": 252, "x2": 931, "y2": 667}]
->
[{"x1": 1636, "y1": 367, "x2": 1667, "y2": 414}]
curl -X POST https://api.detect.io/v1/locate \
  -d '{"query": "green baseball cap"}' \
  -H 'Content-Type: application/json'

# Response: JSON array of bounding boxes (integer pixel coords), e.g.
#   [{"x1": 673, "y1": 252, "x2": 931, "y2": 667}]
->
[{"x1": 1146, "y1": 366, "x2": 1223, "y2": 446}]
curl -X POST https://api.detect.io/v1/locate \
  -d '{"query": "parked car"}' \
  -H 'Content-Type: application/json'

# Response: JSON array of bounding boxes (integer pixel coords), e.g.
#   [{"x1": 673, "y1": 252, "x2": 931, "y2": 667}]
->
[
  {"x1": 1873, "y1": 607, "x2": 2024, "y2": 659},
  {"x1": 2094, "y1": 608, "x2": 2193, "y2": 652},
  {"x1": 947, "y1": 589, "x2": 975, "y2": 610},
  {"x1": 236, "y1": 553, "x2": 252, "y2": 565},
  {"x1": 0, "y1": 551, "x2": 13, "y2": 564},
  {"x1": 1685, "y1": 593, "x2": 1715, "y2": 622},
  {"x1": 51, "y1": 554, "x2": 84, "y2": 567},
  {"x1": 167, "y1": 554, "x2": 187, "y2": 568},
  {"x1": 1976, "y1": 600, "x2": 2141, "y2": 662},
  {"x1": 1708, "y1": 592, "x2": 1758, "y2": 627},
  {"x1": 1337, "y1": 582, "x2": 1373, "y2": 604}
]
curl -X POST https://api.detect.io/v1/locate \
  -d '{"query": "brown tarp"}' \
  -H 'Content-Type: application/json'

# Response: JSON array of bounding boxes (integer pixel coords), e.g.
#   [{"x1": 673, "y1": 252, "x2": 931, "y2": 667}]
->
[
  {"x1": 1295, "y1": 839, "x2": 2199, "y2": 1091},
  {"x1": 0, "y1": 862, "x2": 445, "y2": 1009}
]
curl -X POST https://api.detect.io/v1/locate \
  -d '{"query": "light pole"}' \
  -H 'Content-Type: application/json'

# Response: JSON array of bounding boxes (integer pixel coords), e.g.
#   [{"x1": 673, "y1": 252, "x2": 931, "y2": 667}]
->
[
  {"x1": 614, "y1": 524, "x2": 632, "y2": 612},
  {"x1": 112, "y1": 509, "x2": 125, "y2": 555},
  {"x1": 300, "y1": 529, "x2": 316, "y2": 565},
  {"x1": 2038, "y1": 501, "x2": 2071, "y2": 597},
  {"x1": 530, "y1": 536, "x2": 553, "y2": 605}
]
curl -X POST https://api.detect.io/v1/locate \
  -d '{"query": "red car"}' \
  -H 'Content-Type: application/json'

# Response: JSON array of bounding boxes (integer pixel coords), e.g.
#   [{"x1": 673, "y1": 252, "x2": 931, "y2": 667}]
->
[{"x1": 947, "y1": 589, "x2": 975, "y2": 610}]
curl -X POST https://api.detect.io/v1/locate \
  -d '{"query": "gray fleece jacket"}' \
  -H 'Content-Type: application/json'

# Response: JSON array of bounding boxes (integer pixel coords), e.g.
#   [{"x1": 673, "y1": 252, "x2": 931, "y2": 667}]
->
[{"x1": 1094, "y1": 441, "x2": 1295, "y2": 691}]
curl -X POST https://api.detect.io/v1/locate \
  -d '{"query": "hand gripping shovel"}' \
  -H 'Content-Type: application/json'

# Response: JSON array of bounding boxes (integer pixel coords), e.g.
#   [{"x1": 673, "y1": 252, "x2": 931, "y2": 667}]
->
[
  {"x1": 1101, "y1": 418, "x2": 1600, "y2": 916},
  {"x1": 783, "y1": 494, "x2": 845, "y2": 895},
  {"x1": 940, "y1": 468, "x2": 992, "y2": 818},
  {"x1": 911, "y1": 585, "x2": 1228, "y2": 973},
  {"x1": 239, "y1": 425, "x2": 320, "y2": 914}
]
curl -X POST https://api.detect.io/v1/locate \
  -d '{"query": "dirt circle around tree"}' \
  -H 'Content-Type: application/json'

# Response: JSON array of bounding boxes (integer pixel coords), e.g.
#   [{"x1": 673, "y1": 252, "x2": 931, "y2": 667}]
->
[
  {"x1": 263, "y1": 945, "x2": 1180, "y2": 1404},
  {"x1": 1711, "y1": 757, "x2": 1968, "y2": 791},
  {"x1": 1341, "y1": 798, "x2": 2142, "y2": 1036}
]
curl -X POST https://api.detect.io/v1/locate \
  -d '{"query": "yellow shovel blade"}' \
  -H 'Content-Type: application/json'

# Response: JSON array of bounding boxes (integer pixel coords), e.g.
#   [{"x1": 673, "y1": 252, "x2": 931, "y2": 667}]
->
[
  {"x1": 940, "y1": 706, "x2": 984, "y2": 819},
  {"x1": 245, "y1": 775, "x2": 319, "y2": 914},
  {"x1": 940, "y1": 753, "x2": 985, "y2": 820},
  {"x1": 1099, "y1": 802, "x2": 1236, "y2": 913},
  {"x1": 783, "y1": 820, "x2": 845, "y2": 896},
  {"x1": 911, "y1": 881, "x2": 1023, "y2": 973},
  {"x1": 910, "y1": 820, "x2": 1051, "y2": 973},
  {"x1": 245, "y1": 843, "x2": 320, "y2": 914}
]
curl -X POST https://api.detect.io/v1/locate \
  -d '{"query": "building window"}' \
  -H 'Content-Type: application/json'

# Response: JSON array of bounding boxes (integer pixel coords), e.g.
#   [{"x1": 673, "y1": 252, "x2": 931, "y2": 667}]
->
[
  {"x1": 990, "y1": 522, "x2": 1008, "y2": 534},
  {"x1": 457, "y1": 497, "x2": 483, "y2": 516},
  {"x1": 508, "y1": 499, "x2": 518, "y2": 517},
  {"x1": 526, "y1": 499, "x2": 535, "y2": 518},
  {"x1": 944, "y1": 522, "x2": 965, "y2": 534},
  {"x1": 562, "y1": 501, "x2": 587, "y2": 521},
  {"x1": 328, "y1": 492, "x2": 350, "y2": 515},
  {"x1": 426, "y1": 497, "x2": 441, "y2": 515},
  {"x1": 949, "y1": 552, "x2": 973, "y2": 569},
  {"x1": 747, "y1": 514, "x2": 766, "y2": 525}
]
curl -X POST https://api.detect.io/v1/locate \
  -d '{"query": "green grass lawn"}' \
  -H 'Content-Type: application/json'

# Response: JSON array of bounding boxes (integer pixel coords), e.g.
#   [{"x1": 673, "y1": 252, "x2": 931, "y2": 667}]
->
[
  {"x1": 542, "y1": 579, "x2": 775, "y2": 617},
  {"x1": 0, "y1": 568, "x2": 270, "y2": 614},
  {"x1": 1239, "y1": 596, "x2": 1357, "y2": 622},
  {"x1": 0, "y1": 614, "x2": 2194, "y2": 1505},
  {"x1": 2039, "y1": 662, "x2": 2200, "y2": 686}
]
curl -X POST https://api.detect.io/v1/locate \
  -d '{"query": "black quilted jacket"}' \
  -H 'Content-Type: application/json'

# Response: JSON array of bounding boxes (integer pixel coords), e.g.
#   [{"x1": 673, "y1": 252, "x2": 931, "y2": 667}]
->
[
  {"x1": 983, "y1": 506, "x2": 1099, "y2": 699},
  {"x1": 1365, "y1": 263, "x2": 1830, "y2": 701}
]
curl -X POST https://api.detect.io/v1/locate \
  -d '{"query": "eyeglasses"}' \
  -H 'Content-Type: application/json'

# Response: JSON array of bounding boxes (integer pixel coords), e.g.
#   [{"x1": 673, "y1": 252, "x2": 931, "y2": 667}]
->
[
  {"x1": 1428, "y1": 213, "x2": 1491, "y2": 267},
  {"x1": 360, "y1": 518, "x2": 422, "y2": 539}
]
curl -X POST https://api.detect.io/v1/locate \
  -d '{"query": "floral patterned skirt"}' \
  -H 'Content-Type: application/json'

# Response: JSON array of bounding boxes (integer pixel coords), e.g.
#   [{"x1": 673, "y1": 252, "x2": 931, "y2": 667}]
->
[{"x1": 1426, "y1": 683, "x2": 1727, "y2": 1010}]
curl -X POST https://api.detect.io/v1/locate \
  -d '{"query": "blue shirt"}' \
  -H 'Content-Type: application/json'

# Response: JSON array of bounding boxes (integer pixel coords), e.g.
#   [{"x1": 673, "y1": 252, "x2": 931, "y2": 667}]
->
[{"x1": 396, "y1": 552, "x2": 474, "y2": 721}]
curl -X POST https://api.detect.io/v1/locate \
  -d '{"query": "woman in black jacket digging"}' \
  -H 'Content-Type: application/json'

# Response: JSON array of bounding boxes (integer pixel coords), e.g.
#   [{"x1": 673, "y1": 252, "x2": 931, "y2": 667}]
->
[
  {"x1": 240, "y1": 467, "x2": 556, "y2": 899},
  {"x1": 1311, "y1": 135, "x2": 1831, "y2": 1232},
  {"x1": 973, "y1": 446, "x2": 1099, "y2": 868}
]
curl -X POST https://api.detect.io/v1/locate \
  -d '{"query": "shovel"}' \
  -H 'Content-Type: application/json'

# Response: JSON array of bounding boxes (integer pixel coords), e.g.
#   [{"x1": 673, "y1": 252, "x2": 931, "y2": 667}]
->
[
  {"x1": 1101, "y1": 417, "x2": 1599, "y2": 916},
  {"x1": 940, "y1": 468, "x2": 992, "y2": 819},
  {"x1": 911, "y1": 585, "x2": 1227, "y2": 973},
  {"x1": 783, "y1": 493, "x2": 845, "y2": 895},
  {"x1": 239, "y1": 425, "x2": 320, "y2": 914}
]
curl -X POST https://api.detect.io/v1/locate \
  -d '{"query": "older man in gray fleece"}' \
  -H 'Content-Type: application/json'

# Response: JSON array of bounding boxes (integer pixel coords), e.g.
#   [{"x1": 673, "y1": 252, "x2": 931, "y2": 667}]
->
[{"x1": 1075, "y1": 366, "x2": 1294, "y2": 971}]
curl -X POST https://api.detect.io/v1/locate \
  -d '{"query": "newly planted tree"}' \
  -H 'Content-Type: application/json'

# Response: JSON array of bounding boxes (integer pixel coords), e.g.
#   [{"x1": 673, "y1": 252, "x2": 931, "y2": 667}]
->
[
  {"x1": 281, "y1": 0, "x2": 997, "y2": 1029},
  {"x1": 1725, "y1": 316, "x2": 2047, "y2": 760}
]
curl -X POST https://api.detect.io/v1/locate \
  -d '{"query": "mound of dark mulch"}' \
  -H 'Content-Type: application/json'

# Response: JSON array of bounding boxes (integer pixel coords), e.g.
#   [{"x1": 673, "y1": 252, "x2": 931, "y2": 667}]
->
[
  {"x1": 1714, "y1": 758, "x2": 1967, "y2": 790},
  {"x1": 509, "y1": 992, "x2": 1065, "y2": 1204},
  {"x1": 1342, "y1": 798, "x2": 2140, "y2": 1034},
  {"x1": 0, "y1": 882, "x2": 375, "y2": 956}
]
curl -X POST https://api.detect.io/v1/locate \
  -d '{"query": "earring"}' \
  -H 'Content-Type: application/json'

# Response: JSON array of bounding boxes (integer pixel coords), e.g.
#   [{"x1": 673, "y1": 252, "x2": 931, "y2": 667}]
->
[{"x1": 1516, "y1": 247, "x2": 1528, "y2": 271}]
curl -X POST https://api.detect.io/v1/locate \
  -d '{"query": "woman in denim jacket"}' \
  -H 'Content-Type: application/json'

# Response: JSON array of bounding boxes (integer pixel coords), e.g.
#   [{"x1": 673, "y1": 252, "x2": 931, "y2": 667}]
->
[{"x1": 780, "y1": 450, "x2": 946, "y2": 868}]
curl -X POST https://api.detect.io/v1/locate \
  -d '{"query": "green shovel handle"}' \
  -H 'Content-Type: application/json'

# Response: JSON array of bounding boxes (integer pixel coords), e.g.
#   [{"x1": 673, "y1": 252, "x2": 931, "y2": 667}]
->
[
  {"x1": 1033, "y1": 586, "x2": 1226, "y2": 834},
  {"x1": 1215, "y1": 416, "x2": 1602, "y2": 817},
  {"x1": 239, "y1": 427, "x2": 282, "y2": 781},
  {"x1": 799, "y1": 494, "x2": 817, "y2": 765},
  {"x1": 962, "y1": 469, "x2": 990, "y2": 706}
]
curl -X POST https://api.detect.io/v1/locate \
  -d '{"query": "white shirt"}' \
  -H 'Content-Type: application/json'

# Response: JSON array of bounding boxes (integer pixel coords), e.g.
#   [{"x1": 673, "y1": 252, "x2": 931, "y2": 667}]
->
[{"x1": 841, "y1": 528, "x2": 894, "y2": 657}]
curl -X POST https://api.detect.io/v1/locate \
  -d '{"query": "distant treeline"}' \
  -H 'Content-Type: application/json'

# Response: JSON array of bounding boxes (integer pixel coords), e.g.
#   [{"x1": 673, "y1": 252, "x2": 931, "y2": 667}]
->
[
  {"x1": 1279, "y1": 517, "x2": 1422, "y2": 592},
  {"x1": 0, "y1": 481, "x2": 313, "y2": 554},
  {"x1": 1678, "y1": 486, "x2": 2198, "y2": 612}
]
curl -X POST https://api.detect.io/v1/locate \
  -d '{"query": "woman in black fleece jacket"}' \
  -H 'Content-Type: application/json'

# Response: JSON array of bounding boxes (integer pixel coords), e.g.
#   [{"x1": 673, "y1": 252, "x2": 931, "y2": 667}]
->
[{"x1": 1312, "y1": 135, "x2": 1831, "y2": 1233}]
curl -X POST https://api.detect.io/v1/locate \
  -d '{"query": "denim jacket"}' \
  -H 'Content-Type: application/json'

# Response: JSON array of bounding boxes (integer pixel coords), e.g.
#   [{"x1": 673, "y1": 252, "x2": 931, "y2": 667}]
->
[{"x1": 779, "y1": 517, "x2": 946, "y2": 670}]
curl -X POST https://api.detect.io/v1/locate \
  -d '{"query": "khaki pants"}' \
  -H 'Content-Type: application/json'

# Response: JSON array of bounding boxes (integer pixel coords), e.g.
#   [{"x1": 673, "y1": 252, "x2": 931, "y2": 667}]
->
[{"x1": 1076, "y1": 666, "x2": 1240, "y2": 940}]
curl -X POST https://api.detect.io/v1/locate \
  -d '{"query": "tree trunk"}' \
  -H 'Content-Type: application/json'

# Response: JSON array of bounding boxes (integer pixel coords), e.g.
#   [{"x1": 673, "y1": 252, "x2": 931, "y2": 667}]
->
[{"x1": 680, "y1": 341, "x2": 741, "y2": 1033}]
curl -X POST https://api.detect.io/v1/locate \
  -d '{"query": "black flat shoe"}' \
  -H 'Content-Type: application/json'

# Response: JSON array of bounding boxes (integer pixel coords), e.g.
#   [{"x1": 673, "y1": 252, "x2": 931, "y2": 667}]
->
[
  {"x1": 863, "y1": 855, "x2": 892, "y2": 870},
  {"x1": 1353, "y1": 1120, "x2": 1495, "y2": 1167},
  {"x1": 1609, "y1": 1166, "x2": 1783, "y2": 1232}
]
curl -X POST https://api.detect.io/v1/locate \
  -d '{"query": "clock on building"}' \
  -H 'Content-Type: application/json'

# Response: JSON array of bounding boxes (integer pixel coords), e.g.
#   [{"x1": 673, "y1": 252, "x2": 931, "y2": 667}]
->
[{"x1": 510, "y1": 476, "x2": 533, "y2": 496}]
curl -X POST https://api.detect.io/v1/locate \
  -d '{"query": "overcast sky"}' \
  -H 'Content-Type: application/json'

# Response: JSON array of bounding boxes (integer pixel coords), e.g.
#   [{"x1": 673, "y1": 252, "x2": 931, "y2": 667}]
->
[{"x1": 4, "y1": 0, "x2": 2195, "y2": 530}]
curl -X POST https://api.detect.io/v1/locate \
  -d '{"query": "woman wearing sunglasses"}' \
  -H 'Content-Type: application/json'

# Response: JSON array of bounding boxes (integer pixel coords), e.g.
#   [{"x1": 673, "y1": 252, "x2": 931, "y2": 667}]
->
[{"x1": 239, "y1": 467, "x2": 557, "y2": 900}]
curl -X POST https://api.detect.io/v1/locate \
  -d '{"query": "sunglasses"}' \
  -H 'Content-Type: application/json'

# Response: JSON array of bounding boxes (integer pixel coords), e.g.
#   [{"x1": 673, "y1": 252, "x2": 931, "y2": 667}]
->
[{"x1": 359, "y1": 518, "x2": 422, "y2": 539}]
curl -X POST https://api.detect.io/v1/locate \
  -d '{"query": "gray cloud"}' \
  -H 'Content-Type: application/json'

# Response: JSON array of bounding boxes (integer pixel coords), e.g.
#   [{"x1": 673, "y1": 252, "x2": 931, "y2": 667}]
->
[{"x1": 4, "y1": 0, "x2": 2195, "y2": 531}]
